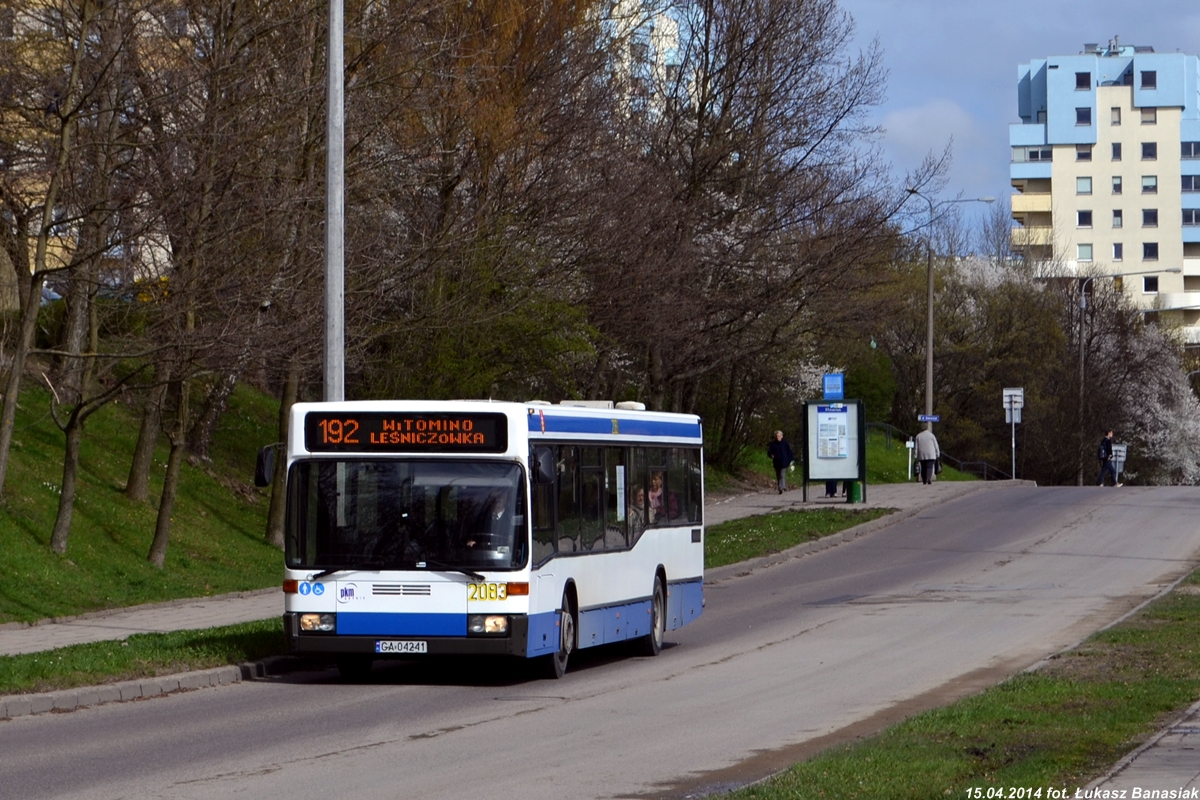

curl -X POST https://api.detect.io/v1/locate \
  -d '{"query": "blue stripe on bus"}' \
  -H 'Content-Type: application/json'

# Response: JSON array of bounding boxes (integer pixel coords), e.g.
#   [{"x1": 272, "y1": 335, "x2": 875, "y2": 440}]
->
[
  {"x1": 337, "y1": 612, "x2": 465, "y2": 637},
  {"x1": 526, "y1": 610, "x2": 560, "y2": 657},
  {"x1": 670, "y1": 578, "x2": 704, "y2": 630},
  {"x1": 527, "y1": 414, "x2": 701, "y2": 439}
]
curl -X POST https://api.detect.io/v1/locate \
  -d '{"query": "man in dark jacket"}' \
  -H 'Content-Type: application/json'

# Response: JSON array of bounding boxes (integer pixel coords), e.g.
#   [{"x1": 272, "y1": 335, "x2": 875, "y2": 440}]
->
[
  {"x1": 1096, "y1": 429, "x2": 1120, "y2": 487},
  {"x1": 767, "y1": 430, "x2": 795, "y2": 494}
]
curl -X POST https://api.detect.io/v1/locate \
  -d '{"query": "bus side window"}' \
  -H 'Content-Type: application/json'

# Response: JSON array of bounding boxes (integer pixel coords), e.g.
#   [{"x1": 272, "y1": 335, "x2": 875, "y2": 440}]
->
[
  {"x1": 670, "y1": 448, "x2": 702, "y2": 524},
  {"x1": 580, "y1": 447, "x2": 604, "y2": 551},
  {"x1": 555, "y1": 446, "x2": 580, "y2": 553},
  {"x1": 532, "y1": 479, "x2": 555, "y2": 564},
  {"x1": 604, "y1": 447, "x2": 628, "y2": 549},
  {"x1": 648, "y1": 448, "x2": 669, "y2": 526},
  {"x1": 627, "y1": 447, "x2": 648, "y2": 544}
]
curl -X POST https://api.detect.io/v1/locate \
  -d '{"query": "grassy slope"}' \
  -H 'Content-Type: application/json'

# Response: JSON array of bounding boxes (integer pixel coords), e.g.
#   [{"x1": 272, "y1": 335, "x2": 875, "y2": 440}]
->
[{"x1": 0, "y1": 383, "x2": 281, "y2": 624}]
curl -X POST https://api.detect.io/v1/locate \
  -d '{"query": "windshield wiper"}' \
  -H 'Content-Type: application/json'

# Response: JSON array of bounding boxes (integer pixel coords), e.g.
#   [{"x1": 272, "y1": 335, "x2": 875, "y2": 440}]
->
[
  {"x1": 419, "y1": 560, "x2": 486, "y2": 582},
  {"x1": 311, "y1": 564, "x2": 381, "y2": 581}
]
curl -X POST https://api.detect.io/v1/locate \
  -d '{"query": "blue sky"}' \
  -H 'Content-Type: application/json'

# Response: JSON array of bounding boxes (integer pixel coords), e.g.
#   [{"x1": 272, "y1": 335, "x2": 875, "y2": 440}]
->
[{"x1": 837, "y1": 0, "x2": 1200, "y2": 225}]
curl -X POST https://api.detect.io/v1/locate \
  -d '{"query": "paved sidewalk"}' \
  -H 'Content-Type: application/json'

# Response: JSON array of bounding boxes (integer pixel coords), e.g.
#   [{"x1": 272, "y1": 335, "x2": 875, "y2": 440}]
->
[{"x1": 2, "y1": 478, "x2": 1195, "y2": 796}]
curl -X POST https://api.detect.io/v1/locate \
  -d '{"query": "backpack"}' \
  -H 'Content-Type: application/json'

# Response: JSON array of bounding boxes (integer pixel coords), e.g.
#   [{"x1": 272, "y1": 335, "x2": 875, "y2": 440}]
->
[{"x1": 1097, "y1": 441, "x2": 1107, "y2": 460}]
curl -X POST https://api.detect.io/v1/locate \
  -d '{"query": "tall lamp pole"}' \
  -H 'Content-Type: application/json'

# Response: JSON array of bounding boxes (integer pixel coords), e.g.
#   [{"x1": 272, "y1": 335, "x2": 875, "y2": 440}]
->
[
  {"x1": 1076, "y1": 267, "x2": 1180, "y2": 484},
  {"x1": 906, "y1": 190, "x2": 994, "y2": 431},
  {"x1": 325, "y1": 0, "x2": 345, "y2": 402}
]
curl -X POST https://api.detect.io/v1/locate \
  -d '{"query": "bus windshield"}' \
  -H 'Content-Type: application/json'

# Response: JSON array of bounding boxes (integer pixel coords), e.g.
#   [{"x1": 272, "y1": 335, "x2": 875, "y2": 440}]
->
[{"x1": 286, "y1": 460, "x2": 527, "y2": 571}]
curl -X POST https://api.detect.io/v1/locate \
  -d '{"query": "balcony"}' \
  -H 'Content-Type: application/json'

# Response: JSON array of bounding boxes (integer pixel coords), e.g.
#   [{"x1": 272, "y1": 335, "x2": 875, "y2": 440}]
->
[
  {"x1": 1010, "y1": 226, "x2": 1054, "y2": 248},
  {"x1": 1011, "y1": 194, "x2": 1052, "y2": 214},
  {"x1": 1155, "y1": 292, "x2": 1200, "y2": 312}
]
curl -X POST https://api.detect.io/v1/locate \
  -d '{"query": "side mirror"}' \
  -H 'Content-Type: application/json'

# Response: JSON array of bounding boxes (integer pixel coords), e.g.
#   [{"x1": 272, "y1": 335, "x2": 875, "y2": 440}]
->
[
  {"x1": 531, "y1": 446, "x2": 556, "y2": 485},
  {"x1": 254, "y1": 445, "x2": 277, "y2": 487}
]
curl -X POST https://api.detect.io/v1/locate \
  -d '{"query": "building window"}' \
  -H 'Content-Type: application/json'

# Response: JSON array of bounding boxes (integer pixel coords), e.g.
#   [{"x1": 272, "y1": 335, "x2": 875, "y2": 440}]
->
[
  {"x1": 1112, "y1": 176, "x2": 1123, "y2": 194},
  {"x1": 1112, "y1": 143, "x2": 1122, "y2": 161},
  {"x1": 1113, "y1": 209, "x2": 1124, "y2": 227},
  {"x1": 1012, "y1": 146, "x2": 1052, "y2": 162},
  {"x1": 1078, "y1": 243, "x2": 1093, "y2": 262},
  {"x1": 1143, "y1": 209, "x2": 1158, "y2": 227},
  {"x1": 1078, "y1": 210, "x2": 1093, "y2": 227},
  {"x1": 1077, "y1": 176, "x2": 1093, "y2": 195},
  {"x1": 1142, "y1": 142, "x2": 1157, "y2": 160},
  {"x1": 1111, "y1": 107, "x2": 1122, "y2": 125},
  {"x1": 1076, "y1": 144, "x2": 1092, "y2": 161},
  {"x1": 1141, "y1": 71, "x2": 1157, "y2": 89},
  {"x1": 1183, "y1": 142, "x2": 1200, "y2": 159},
  {"x1": 1141, "y1": 107, "x2": 1157, "y2": 124},
  {"x1": 1144, "y1": 276, "x2": 1159, "y2": 293},
  {"x1": 1183, "y1": 175, "x2": 1200, "y2": 193},
  {"x1": 1076, "y1": 72, "x2": 1091, "y2": 90},
  {"x1": 1076, "y1": 107, "x2": 1092, "y2": 126},
  {"x1": 1142, "y1": 175, "x2": 1158, "y2": 193},
  {"x1": 1143, "y1": 242, "x2": 1159, "y2": 260},
  {"x1": 1113, "y1": 243, "x2": 1124, "y2": 261},
  {"x1": 1183, "y1": 209, "x2": 1200, "y2": 226}
]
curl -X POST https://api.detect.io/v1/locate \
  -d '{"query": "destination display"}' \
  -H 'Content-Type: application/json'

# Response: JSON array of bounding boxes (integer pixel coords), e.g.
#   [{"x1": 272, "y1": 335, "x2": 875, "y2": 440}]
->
[{"x1": 304, "y1": 411, "x2": 508, "y2": 453}]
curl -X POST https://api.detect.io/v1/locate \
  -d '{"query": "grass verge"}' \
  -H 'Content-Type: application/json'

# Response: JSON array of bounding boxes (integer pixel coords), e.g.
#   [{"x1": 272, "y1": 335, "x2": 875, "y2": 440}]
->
[
  {"x1": 729, "y1": 575, "x2": 1200, "y2": 799},
  {"x1": 706, "y1": 508, "x2": 892, "y2": 570},
  {"x1": 0, "y1": 619, "x2": 284, "y2": 696}
]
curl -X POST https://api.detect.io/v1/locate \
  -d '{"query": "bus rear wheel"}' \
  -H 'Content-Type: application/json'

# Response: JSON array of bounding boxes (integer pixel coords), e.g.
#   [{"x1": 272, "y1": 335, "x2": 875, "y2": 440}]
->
[
  {"x1": 637, "y1": 576, "x2": 665, "y2": 657},
  {"x1": 542, "y1": 593, "x2": 575, "y2": 679}
]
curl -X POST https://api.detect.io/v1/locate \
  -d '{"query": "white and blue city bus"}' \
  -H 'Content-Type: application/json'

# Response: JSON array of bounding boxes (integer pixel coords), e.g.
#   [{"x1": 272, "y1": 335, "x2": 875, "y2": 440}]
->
[{"x1": 262, "y1": 400, "x2": 705, "y2": 679}]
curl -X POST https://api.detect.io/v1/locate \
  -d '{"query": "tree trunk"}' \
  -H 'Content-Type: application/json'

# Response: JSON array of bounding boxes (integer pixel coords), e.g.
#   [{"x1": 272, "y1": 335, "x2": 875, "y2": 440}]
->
[
  {"x1": 126, "y1": 380, "x2": 165, "y2": 502},
  {"x1": 148, "y1": 379, "x2": 188, "y2": 568},
  {"x1": 147, "y1": 435, "x2": 185, "y2": 568},
  {"x1": 265, "y1": 363, "x2": 299, "y2": 548},
  {"x1": 49, "y1": 407, "x2": 85, "y2": 554},
  {"x1": 0, "y1": 274, "x2": 46, "y2": 497},
  {"x1": 187, "y1": 372, "x2": 238, "y2": 462}
]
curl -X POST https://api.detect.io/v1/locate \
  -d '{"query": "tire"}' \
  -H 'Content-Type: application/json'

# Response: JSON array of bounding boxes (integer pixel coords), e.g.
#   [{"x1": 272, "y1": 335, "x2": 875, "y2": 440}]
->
[
  {"x1": 336, "y1": 654, "x2": 373, "y2": 681},
  {"x1": 541, "y1": 592, "x2": 576, "y2": 679},
  {"x1": 637, "y1": 576, "x2": 665, "y2": 657}
]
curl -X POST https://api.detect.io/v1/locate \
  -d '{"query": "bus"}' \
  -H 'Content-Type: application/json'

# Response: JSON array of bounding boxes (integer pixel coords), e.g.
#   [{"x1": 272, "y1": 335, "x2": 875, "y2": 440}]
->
[{"x1": 257, "y1": 400, "x2": 705, "y2": 679}]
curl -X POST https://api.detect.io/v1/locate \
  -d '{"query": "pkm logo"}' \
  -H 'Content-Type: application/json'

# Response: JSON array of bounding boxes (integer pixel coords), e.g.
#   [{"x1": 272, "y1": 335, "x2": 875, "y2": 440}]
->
[{"x1": 337, "y1": 582, "x2": 360, "y2": 604}]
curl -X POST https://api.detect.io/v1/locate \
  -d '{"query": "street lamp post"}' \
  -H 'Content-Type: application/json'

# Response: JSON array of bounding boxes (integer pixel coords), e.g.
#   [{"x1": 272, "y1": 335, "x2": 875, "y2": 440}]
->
[
  {"x1": 1075, "y1": 267, "x2": 1180, "y2": 484},
  {"x1": 906, "y1": 190, "x2": 995, "y2": 430},
  {"x1": 325, "y1": 0, "x2": 345, "y2": 402}
]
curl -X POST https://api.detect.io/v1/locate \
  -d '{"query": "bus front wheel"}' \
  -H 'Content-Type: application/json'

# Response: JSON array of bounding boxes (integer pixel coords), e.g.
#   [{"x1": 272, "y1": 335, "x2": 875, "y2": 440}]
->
[
  {"x1": 637, "y1": 576, "x2": 665, "y2": 657},
  {"x1": 542, "y1": 593, "x2": 576, "y2": 679}
]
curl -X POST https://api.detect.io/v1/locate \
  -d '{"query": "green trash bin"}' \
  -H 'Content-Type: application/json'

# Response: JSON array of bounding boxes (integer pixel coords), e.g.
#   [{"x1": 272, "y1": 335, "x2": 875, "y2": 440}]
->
[{"x1": 846, "y1": 481, "x2": 862, "y2": 503}]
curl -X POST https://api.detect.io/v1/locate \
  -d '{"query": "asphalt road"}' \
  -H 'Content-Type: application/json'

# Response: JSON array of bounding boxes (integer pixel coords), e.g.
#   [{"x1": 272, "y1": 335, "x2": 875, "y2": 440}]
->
[{"x1": 4, "y1": 485, "x2": 1200, "y2": 800}]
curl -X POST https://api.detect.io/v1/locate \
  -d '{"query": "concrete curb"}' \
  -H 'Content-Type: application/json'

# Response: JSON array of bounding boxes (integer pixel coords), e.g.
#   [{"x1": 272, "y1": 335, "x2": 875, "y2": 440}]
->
[
  {"x1": 705, "y1": 480, "x2": 1036, "y2": 585},
  {"x1": 0, "y1": 655, "x2": 318, "y2": 720},
  {"x1": 1083, "y1": 697, "x2": 1200, "y2": 790}
]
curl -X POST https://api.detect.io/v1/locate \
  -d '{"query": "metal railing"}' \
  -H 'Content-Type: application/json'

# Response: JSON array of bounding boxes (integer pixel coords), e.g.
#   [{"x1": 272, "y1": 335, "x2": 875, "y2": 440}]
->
[{"x1": 866, "y1": 422, "x2": 1011, "y2": 481}]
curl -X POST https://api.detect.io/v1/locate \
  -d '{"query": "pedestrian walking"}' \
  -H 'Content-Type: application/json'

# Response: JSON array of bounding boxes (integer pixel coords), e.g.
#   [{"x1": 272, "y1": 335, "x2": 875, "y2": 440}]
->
[
  {"x1": 767, "y1": 430, "x2": 795, "y2": 494},
  {"x1": 914, "y1": 428, "x2": 940, "y2": 485},
  {"x1": 1096, "y1": 429, "x2": 1120, "y2": 487}
]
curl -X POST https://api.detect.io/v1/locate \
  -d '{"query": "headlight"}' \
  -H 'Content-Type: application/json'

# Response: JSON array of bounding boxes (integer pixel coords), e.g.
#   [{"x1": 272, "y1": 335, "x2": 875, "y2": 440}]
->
[
  {"x1": 299, "y1": 613, "x2": 336, "y2": 632},
  {"x1": 468, "y1": 615, "x2": 509, "y2": 635}
]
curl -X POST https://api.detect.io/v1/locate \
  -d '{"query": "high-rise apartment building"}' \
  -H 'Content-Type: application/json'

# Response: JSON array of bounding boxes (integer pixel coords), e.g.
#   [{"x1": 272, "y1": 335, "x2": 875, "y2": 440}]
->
[{"x1": 1010, "y1": 39, "x2": 1200, "y2": 343}]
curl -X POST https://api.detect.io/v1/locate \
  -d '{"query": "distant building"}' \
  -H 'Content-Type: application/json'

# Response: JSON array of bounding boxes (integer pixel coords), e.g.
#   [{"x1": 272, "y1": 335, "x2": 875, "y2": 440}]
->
[{"x1": 1010, "y1": 38, "x2": 1200, "y2": 343}]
